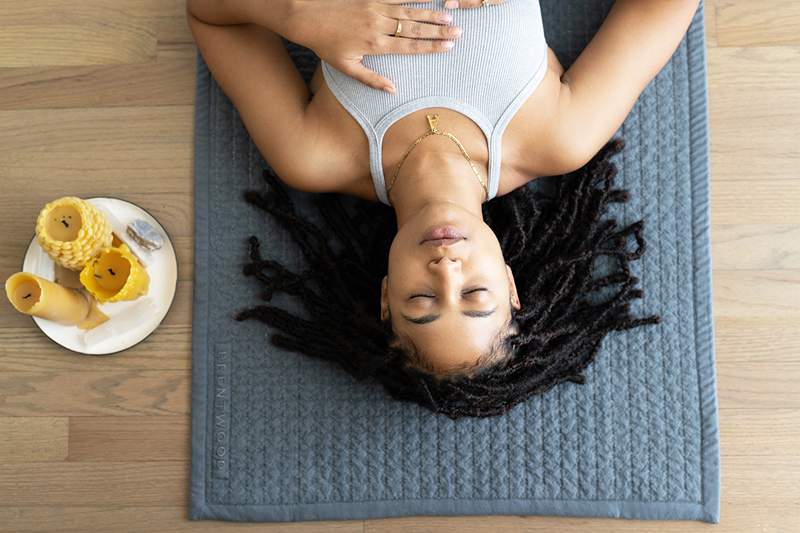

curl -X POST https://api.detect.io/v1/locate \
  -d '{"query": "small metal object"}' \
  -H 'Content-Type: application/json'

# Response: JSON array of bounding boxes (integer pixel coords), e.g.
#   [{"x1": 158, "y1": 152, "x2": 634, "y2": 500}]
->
[
  {"x1": 393, "y1": 18, "x2": 403, "y2": 37},
  {"x1": 126, "y1": 219, "x2": 164, "y2": 251}
]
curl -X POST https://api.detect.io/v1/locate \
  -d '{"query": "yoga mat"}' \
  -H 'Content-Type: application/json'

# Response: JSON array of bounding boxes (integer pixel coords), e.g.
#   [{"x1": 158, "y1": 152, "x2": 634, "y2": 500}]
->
[{"x1": 190, "y1": 0, "x2": 720, "y2": 523}]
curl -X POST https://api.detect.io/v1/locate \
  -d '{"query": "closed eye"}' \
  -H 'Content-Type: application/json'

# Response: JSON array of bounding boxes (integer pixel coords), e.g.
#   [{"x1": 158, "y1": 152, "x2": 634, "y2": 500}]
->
[
  {"x1": 409, "y1": 288, "x2": 489, "y2": 300},
  {"x1": 462, "y1": 287, "x2": 487, "y2": 296},
  {"x1": 409, "y1": 293, "x2": 435, "y2": 300}
]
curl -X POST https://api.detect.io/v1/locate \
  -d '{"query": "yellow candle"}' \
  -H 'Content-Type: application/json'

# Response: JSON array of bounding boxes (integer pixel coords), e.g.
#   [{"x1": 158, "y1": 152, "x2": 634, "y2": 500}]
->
[
  {"x1": 79, "y1": 243, "x2": 149, "y2": 303},
  {"x1": 35, "y1": 196, "x2": 113, "y2": 271},
  {"x1": 5, "y1": 272, "x2": 92, "y2": 326}
]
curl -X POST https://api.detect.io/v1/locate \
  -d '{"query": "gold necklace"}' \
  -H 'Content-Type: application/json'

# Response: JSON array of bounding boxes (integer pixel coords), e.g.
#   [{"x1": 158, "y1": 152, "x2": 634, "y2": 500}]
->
[{"x1": 385, "y1": 113, "x2": 489, "y2": 203}]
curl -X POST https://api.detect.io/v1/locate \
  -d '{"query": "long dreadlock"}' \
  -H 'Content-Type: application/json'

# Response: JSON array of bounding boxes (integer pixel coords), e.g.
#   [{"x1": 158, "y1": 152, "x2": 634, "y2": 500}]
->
[{"x1": 234, "y1": 138, "x2": 660, "y2": 419}]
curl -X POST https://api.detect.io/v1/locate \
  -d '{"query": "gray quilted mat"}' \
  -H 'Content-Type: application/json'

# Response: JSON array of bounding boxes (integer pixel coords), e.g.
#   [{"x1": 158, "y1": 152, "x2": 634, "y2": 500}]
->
[{"x1": 190, "y1": 0, "x2": 720, "y2": 523}]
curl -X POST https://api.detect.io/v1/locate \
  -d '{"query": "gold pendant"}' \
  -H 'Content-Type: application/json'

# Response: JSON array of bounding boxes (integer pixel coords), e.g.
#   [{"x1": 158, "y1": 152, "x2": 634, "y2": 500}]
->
[{"x1": 426, "y1": 113, "x2": 439, "y2": 133}]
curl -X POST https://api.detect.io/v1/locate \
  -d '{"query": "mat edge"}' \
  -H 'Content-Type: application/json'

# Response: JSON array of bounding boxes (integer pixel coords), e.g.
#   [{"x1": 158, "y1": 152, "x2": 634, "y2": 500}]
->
[
  {"x1": 687, "y1": 0, "x2": 722, "y2": 525},
  {"x1": 188, "y1": 2, "x2": 721, "y2": 524},
  {"x1": 189, "y1": 48, "x2": 212, "y2": 521}
]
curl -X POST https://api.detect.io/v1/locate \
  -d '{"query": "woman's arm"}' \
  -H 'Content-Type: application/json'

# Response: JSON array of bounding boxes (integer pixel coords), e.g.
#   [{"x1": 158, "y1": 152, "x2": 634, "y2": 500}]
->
[
  {"x1": 550, "y1": 0, "x2": 701, "y2": 169},
  {"x1": 187, "y1": 1, "x2": 321, "y2": 189},
  {"x1": 186, "y1": 0, "x2": 459, "y2": 192}
]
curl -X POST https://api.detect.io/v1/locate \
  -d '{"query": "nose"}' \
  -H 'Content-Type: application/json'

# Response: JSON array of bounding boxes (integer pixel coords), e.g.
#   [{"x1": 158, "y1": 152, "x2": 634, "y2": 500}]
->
[{"x1": 428, "y1": 255, "x2": 461, "y2": 273}]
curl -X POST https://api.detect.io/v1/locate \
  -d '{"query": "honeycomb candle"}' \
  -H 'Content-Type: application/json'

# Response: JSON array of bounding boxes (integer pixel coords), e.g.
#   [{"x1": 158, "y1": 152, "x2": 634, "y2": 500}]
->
[
  {"x1": 79, "y1": 243, "x2": 149, "y2": 303},
  {"x1": 35, "y1": 196, "x2": 113, "y2": 271},
  {"x1": 4, "y1": 272, "x2": 109, "y2": 329}
]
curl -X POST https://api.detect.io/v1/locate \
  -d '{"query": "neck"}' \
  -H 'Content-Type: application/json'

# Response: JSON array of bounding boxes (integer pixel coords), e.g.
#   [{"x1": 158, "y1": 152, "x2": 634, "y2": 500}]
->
[{"x1": 389, "y1": 136, "x2": 486, "y2": 228}]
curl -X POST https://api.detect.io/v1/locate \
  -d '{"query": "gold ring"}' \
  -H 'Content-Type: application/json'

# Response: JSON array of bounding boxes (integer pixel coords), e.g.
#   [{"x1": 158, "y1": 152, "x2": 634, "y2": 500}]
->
[
  {"x1": 481, "y1": 0, "x2": 487, "y2": 5},
  {"x1": 393, "y1": 19, "x2": 403, "y2": 37}
]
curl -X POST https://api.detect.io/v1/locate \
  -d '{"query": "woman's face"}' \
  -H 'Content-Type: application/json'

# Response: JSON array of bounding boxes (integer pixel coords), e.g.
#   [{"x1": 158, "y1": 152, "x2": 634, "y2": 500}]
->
[{"x1": 381, "y1": 202, "x2": 521, "y2": 374}]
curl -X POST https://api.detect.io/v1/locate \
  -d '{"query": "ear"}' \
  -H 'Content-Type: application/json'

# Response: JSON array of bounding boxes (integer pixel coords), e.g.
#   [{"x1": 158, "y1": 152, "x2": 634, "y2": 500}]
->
[
  {"x1": 380, "y1": 275, "x2": 390, "y2": 321},
  {"x1": 506, "y1": 264, "x2": 521, "y2": 310}
]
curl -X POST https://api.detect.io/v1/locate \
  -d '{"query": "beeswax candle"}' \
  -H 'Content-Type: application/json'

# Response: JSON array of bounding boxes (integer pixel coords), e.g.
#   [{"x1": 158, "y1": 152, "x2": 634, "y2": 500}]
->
[
  {"x1": 79, "y1": 243, "x2": 149, "y2": 303},
  {"x1": 35, "y1": 196, "x2": 113, "y2": 271},
  {"x1": 4, "y1": 272, "x2": 108, "y2": 329}
]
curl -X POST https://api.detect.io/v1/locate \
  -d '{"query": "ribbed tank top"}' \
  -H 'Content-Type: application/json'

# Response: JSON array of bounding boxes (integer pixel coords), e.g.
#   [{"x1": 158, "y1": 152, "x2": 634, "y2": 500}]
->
[{"x1": 320, "y1": 0, "x2": 548, "y2": 205}]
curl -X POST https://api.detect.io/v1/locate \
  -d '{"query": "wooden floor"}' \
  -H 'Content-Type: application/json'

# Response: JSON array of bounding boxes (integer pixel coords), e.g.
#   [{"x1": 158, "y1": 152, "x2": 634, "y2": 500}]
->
[{"x1": 0, "y1": 1, "x2": 798, "y2": 531}]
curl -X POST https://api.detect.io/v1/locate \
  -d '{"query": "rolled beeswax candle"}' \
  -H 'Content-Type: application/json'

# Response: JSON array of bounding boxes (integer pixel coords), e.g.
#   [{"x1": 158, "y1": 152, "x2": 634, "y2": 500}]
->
[
  {"x1": 35, "y1": 196, "x2": 113, "y2": 271},
  {"x1": 79, "y1": 243, "x2": 149, "y2": 303},
  {"x1": 5, "y1": 272, "x2": 92, "y2": 326}
]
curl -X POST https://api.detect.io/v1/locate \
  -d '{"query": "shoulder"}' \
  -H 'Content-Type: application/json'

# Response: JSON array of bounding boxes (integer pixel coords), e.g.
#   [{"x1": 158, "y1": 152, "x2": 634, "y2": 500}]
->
[
  {"x1": 271, "y1": 130, "x2": 376, "y2": 201},
  {"x1": 501, "y1": 57, "x2": 601, "y2": 193},
  {"x1": 273, "y1": 70, "x2": 378, "y2": 201}
]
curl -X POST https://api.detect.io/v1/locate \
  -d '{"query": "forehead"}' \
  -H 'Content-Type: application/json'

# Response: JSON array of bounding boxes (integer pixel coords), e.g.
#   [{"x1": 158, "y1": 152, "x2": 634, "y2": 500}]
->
[{"x1": 392, "y1": 308, "x2": 510, "y2": 372}]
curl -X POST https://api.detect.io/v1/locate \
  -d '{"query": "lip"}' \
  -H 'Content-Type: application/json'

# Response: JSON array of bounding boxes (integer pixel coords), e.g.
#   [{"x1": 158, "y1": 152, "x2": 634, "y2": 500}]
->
[
  {"x1": 421, "y1": 237, "x2": 464, "y2": 248},
  {"x1": 420, "y1": 224, "x2": 467, "y2": 245}
]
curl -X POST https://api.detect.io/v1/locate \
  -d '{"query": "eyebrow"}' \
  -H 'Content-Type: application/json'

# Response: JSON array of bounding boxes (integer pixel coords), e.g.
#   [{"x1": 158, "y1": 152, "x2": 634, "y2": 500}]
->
[{"x1": 401, "y1": 306, "x2": 498, "y2": 325}]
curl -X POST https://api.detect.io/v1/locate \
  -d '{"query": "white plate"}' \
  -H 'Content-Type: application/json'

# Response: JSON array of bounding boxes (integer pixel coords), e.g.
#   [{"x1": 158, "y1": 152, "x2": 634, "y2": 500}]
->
[{"x1": 21, "y1": 197, "x2": 178, "y2": 355}]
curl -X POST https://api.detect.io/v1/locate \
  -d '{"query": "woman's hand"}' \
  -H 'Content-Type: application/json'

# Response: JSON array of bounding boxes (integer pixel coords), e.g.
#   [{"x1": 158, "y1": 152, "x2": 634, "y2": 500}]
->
[
  {"x1": 443, "y1": 0, "x2": 506, "y2": 6},
  {"x1": 279, "y1": 0, "x2": 464, "y2": 93}
]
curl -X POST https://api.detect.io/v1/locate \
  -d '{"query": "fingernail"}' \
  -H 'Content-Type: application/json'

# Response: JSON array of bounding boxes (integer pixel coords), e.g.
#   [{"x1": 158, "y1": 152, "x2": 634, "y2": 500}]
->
[
  {"x1": 444, "y1": 0, "x2": 458, "y2": 9},
  {"x1": 443, "y1": 40, "x2": 454, "y2": 49},
  {"x1": 384, "y1": 84, "x2": 396, "y2": 94},
  {"x1": 440, "y1": 13, "x2": 452, "y2": 23}
]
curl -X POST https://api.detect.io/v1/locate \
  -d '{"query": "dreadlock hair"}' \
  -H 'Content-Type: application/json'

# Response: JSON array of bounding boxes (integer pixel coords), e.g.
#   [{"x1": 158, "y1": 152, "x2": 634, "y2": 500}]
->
[{"x1": 234, "y1": 137, "x2": 660, "y2": 420}]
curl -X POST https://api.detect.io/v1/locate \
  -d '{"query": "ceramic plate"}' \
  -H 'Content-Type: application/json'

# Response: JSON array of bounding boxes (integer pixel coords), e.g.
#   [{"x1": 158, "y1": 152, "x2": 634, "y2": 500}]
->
[{"x1": 21, "y1": 196, "x2": 178, "y2": 355}]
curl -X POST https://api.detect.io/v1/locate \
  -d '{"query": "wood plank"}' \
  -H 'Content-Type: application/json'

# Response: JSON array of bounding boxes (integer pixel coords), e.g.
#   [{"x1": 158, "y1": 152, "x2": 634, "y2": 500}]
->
[
  {"x1": 0, "y1": 417, "x2": 68, "y2": 462},
  {"x1": 0, "y1": 44, "x2": 196, "y2": 110},
  {"x1": 0, "y1": 325, "x2": 191, "y2": 372},
  {"x1": 713, "y1": 270, "x2": 800, "y2": 318},
  {"x1": 0, "y1": 506, "x2": 364, "y2": 533},
  {"x1": 150, "y1": 0, "x2": 195, "y2": 44},
  {"x1": 68, "y1": 415, "x2": 188, "y2": 461},
  {"x1": 716, "y1": 0, "x2": 800, "y2": 47},
  {"x1": 0, "y1": 462, "x2": 186, "y2": 506},
  {"x1": 704, "y1": 0, "x2": 718, "y2": 47},
  {"x1": 718, "y1": 408, "x2": 800, "y2": 457},
  {"x1": 715, "y1": 316, "x2": 800, "y2": 362},
  {"x1": 0, "y1": 370, "x2": 189, "y2": 417},
  {"x1": 0, "y1": 0, "x2": 157, "y2": 68},
  {"x1": 707, "y1": 46, "x2": 800, "y2": 182},
  {"x1": 0, "y1": 105, "x2": 193, "y2": 182},
  {"x1": 711, "y1": 182, "x2": 800, "y2": 225},
  {"x1": 711, "y1": 225, "x2": 800, "y2": 270},
  {"x1": 717, "y1": 361, "x2": 800, "y2": 409}
]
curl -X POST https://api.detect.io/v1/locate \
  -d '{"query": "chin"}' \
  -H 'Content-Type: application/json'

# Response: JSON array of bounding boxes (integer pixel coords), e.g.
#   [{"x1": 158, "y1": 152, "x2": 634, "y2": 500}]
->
[{"x1": 416, "y1": 201, "x2": 479, "y2": 226}]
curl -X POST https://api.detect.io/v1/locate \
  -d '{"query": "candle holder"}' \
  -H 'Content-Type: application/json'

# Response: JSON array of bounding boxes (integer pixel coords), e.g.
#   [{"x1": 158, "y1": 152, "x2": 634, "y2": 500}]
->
[
  {"x1": 79, "y1": 242, "x2": 150, "y2": 303},
  {"x1": 35, "y1": 196, "x2": 113, "y2": 271}
]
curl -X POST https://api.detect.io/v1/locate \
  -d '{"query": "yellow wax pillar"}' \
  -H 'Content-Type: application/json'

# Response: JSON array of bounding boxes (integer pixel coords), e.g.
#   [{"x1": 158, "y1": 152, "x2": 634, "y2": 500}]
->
[
  {"x1": 4, "y1": 272, "x2": 110, "y2": 329},
  {"x1": 79, "y1": 243, "x2": 149, "y2": 303},
  {"x1": 35, "y1": 196, "x2": 113, "y2": 271}
]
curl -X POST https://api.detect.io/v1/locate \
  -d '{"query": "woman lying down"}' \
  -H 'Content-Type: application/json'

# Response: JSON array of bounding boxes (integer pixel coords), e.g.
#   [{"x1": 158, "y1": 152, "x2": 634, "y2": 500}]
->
[{"x1": 186, "y1": 0, "x2": 699, "y2": 418}]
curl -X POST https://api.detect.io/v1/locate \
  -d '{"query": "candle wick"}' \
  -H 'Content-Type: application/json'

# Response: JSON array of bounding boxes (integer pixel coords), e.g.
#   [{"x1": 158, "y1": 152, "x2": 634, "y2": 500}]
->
[
  {"x1": 61, "y1": 219, "x2": 69, "y2": 228},
  {"x1": 94, "y1": 274, "x2": 102, "y2": 279},
  {"x1": 108, "y1": 268, "x2": 116, "y2": 276},
  {"x1": 22, "y1": 293, "x2": 32, "y2": 299}
]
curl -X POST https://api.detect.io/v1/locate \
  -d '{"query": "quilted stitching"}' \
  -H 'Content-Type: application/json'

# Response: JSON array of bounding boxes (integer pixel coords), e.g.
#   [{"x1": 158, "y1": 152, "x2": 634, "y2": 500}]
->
[{"x1": 190, "y1": 0, "x2": 720, "y2": 523}]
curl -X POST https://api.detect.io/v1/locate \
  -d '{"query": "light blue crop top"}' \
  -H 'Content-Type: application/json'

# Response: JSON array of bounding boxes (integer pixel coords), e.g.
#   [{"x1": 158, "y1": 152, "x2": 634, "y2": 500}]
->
[{"x1": 320, "y1": 0, "x2": 548, "y2": 205}]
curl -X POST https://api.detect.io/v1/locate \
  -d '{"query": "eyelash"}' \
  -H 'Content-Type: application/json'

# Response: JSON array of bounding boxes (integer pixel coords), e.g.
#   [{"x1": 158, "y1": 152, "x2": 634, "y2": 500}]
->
[{"x1": 409, "y1": 287, "x2": 487, "y2": 299}]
